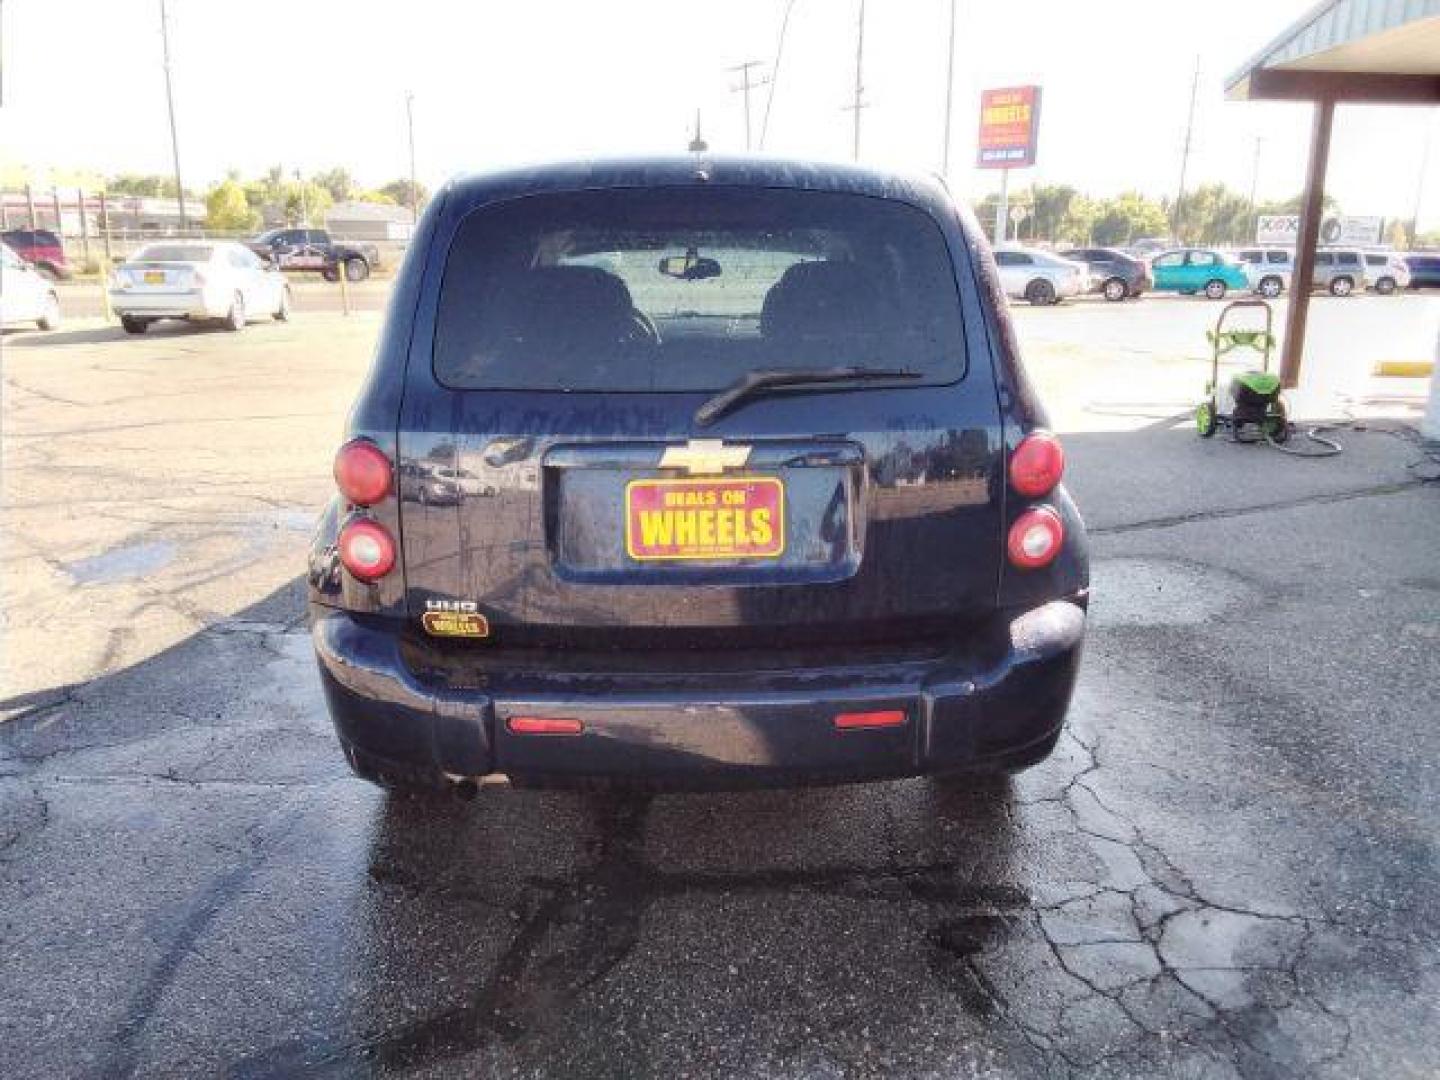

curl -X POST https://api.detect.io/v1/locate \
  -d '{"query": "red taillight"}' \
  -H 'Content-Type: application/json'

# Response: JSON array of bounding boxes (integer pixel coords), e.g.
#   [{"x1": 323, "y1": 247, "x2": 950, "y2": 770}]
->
[
  {"x1": 1010, "y1": 431, "x2": 1065, "y2": 498},
  {"x1": 833, "y1": 709, "x2": 907, "y2": 730},
  {"x1": 334, "y1": 439, "x2": 392, "y2": 505},
  {"x1": 338, "y1": 518, "x2": 396, "y2": 581},
  {"x1": 507, "y1": 716, "x2": 584, "y2": 736},
  {"x1": 1007, "y1": 506, "x2": 1064, "y2": 570}
]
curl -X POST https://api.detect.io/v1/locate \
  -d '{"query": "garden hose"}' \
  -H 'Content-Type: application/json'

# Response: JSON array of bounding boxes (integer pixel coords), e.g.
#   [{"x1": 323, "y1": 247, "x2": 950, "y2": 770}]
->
[{"x1": 1265, "y1": 424, "x2": 1343, "y2": 457}]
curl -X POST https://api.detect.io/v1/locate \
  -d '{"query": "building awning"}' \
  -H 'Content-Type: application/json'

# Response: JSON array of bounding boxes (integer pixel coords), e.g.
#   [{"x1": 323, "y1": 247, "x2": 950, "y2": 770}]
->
[{"x1": 1227, "y1": 0, "x2": 1440, "y2": 102}]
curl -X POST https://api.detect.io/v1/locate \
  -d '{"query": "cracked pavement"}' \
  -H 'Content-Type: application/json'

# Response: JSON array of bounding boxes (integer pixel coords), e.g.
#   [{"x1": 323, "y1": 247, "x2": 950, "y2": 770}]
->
[{"x1": 2, "y1": 301, "x2": 1439, "y2": 1077}]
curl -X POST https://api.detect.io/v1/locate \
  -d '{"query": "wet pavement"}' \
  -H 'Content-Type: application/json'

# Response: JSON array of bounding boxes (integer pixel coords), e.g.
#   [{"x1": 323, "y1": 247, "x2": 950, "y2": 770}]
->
[{"x1": 3, "y1": 306, "x2": 1439, "y2": 1077}]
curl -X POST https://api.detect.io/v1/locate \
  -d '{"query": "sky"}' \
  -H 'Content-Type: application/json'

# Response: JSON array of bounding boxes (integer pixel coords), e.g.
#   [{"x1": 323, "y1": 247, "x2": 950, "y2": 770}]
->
[{"x1": 1, "y1": 0, "x2": 1436, "y2": 227}]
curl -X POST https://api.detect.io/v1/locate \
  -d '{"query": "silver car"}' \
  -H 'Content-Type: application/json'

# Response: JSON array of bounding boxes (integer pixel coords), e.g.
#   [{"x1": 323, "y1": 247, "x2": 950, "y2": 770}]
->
[
  {"x1": 993, "y1": 247, "x2": 1091, "y2": 306},
  {"x1": 109, "y1": 240, "x2": 292, "y2": 334}
]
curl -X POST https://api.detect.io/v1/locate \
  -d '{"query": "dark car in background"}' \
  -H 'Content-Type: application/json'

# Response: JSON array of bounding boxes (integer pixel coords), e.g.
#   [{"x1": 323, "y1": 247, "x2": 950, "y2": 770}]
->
[
  {"x1": 1, "y1": 229, "x2": 69, "y2": 280},
  {"x1": 1405, "y1": 253, "x2": 1440, "y2": 290},
  {"x1": 246, "y1": 228, "x2": 379, "y2": 282},
  {"x1": 1059, "y1": 247, "x2": 1152, "y2": 300},
  {"x1": 308, "y1": 157, "x2": 1089, "y2": 795}
]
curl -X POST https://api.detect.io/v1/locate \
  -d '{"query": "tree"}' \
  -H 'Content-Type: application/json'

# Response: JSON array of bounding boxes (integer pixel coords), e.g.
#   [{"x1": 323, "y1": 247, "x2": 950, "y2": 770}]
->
[
  {"x1": 1090, "y1": 192, "x2": 1169, "y2": 247},
  {"x1": 1028, "y1": 185, "x2": 1078, "y2": 243},
  {"x1": 313, "y1": 167, "x2": 356, "y2": 203},
  {"x1": 355, "y1": 189, "x2": 398, "y2": 205},
  {"x1": 205, "y1": 179, "x2": 259, "y2": 232},
  {"x1": 379, "y1": 178, "x2": 429, "y2": 211},
  {"x1": 107, "y1": 173, "x2": 193, "y2": 198},
  {"x1": 283, "y1": 181, "x2": 334, "y2": 227},
  {"x1": 1181, "y1": 184, "x2": 1251, "y2": 245}
]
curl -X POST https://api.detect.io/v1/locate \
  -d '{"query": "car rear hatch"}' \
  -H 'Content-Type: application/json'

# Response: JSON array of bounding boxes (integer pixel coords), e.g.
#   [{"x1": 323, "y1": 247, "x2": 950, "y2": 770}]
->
[
  {"x1": 118, "y1": 245, "x2": 212, "y2": 290},
  {"x1": 398, "y1": 185, "x2": 1005, "y2": 658}
]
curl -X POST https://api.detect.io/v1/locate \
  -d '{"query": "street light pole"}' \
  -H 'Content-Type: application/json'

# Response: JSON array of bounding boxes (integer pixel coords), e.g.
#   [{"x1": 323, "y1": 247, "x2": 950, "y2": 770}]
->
[
  {"x1": 941, "y1": 0, "x2": 957, "y2": 175},
  {"x1": 406, "y1": 92, "x2": 419, "y2": 225},
  {"x1": 1172, "y1": 56, "x2": 1200, "y2": 242},
  {"x1": 728, "y1": 60, "x2": 769, "y2": 151},
  {"x1": 159, "y1": 0, "x2": 187, "y2": 232}
]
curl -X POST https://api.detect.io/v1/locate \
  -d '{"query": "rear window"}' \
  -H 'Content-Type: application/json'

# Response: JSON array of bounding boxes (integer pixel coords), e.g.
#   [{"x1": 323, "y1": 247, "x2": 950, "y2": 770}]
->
[
  {"x1": 133, "y1": 244, "x2": 213, "y2": 262},
  {"x1": 434, "y1": 188, "x2": 968, "y2": 392}
]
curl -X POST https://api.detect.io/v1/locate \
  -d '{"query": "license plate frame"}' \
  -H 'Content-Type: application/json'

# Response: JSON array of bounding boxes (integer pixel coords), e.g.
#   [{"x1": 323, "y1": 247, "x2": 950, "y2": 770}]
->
[{"x1": 625, "y1": 476, "x2": 785, "y2": 562}]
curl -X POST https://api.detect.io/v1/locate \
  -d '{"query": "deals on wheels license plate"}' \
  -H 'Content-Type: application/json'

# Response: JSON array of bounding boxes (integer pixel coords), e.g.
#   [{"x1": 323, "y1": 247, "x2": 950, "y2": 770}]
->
[{"x1": 625, "y1": 477, "x2": 784, "y2": 561}]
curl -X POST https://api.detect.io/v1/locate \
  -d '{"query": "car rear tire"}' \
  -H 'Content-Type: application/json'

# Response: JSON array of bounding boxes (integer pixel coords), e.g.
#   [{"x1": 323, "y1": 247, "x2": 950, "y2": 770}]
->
[
  {"x1": 120, "y1": 315, "x2": 149, "y2": 335},
  {"x1": 1026, "y1": 279, "x2": 1056, "y2": 306},
  {"x1": 36, "y1": 292, "x2": 61, "y2": 331},
  {"x1": 224, "y1": 293, "x2": 245, "y2": 331},
  {"x1": 1204, "y1": 279, "x2": 1227, "y2": 300},
  {"x1": 344, "y1": 257, "x2": 369, "y2": 282},
  {"x1": 322, "y1": 267, "x2": 339, "y2": 282},
  {"x1": 274, "y1": 286, "x2": 292, "y2": 321},
  {"x1": 1374, "y1": 276, "x2": 1396, "y2": 295},
  {"x1": 1258, "y1": 275, "x2": 1283, "y2": 299},
  {"x1": 1329, "y1": 276, "x2": 1354, "y2": 297},
  {"x1": 1102, "y1": 277, "x2": 1128, "y2": 302}
]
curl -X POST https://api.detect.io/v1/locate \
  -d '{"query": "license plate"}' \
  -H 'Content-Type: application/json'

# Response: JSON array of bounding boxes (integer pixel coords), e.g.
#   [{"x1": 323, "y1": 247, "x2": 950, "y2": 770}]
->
[
  {"x1": 143, "y1": 271, "x2": 165, "y2": 285},
  {"x1": 625, "y1": 477, "x2": 784, "y2": 561}
]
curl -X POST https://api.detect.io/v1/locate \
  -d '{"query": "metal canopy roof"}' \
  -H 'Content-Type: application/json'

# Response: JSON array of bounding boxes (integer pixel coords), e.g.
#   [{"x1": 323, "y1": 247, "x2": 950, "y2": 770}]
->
[{"x1": 1227, "y1": 0, "x2": 1440, "y2": 101}]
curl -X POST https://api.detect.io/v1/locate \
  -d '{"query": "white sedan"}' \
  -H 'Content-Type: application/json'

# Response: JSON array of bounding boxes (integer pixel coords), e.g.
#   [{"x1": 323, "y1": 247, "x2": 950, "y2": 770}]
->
[
  {"x1": 1, "y1": 242, "x2": 61, "y2": 330},
  {"x1": 109, "y1": 240, "x2": 291, "y2": 334},
  {"x1": 993, "y1": 246, "x2": 1092, "y2": 305}
]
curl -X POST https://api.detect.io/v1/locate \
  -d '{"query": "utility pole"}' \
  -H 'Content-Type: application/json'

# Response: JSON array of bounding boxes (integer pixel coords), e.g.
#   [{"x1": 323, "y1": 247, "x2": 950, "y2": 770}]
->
[
  {"x1": 728, "y1": 60, "x2": 769, "y2": 152},
  {"x1": 1411, "y1": 113, "x2": 1433, "y2": 244},
  {"x1": 1171, "y1": 56, "x2": 1200, "y2": 242},
  {"x1": 941, "y1": 0, "x2": 957, "y2": 175},
  {"x1": 760, "y1": 0, "x2": 798, "y2": 151},
  {"x1": 159, "y1": 0, "x2": 187, "y2": 232},
  {"x1": 405, "y1": 91, "x2": 419, "y2": 225},
  {"x1": 844, "y1": 0, "x2": 868, "y2": 160},
  {"x1": 1247, "y1": 135, "x2": 1264, "y2": 241},
  {"x1": 295, "y1": 169, "x2": 308, "y2": 226}
]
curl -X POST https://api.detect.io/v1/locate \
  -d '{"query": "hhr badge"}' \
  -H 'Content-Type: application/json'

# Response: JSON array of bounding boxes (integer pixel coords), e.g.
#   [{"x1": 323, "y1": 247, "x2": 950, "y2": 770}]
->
[{"x1": 423, "y1": 599, "x2": 490, "y2": 638}]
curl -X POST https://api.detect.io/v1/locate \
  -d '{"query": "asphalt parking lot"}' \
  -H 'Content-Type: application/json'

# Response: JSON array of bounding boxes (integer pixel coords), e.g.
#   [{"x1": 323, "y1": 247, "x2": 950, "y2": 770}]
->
[{"x1": 3, "y1": 292, "x2": 1439, "y2": 1077}]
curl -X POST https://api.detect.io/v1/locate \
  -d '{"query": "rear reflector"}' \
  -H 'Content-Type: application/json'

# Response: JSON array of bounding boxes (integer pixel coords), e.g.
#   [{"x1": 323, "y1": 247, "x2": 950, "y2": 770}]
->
[
  {"x1": 833, "y1": 709, "x2": 907, "y2": 730},
  {"x1": 1010, "y1": 431, "x2": 1065, "y2": 497},
  {"x1": 338, "y1": 518, "x2": 397, "y2": 581},
  {"x1": 334, "y1": 439, "x2": 393, "y2": 506},
  {"x1": 507, "y1": 716, "x2": 584, "y2": 736},
  {"x1": 1007, "y1": 506, "x2": 1064, "y2": 570}
]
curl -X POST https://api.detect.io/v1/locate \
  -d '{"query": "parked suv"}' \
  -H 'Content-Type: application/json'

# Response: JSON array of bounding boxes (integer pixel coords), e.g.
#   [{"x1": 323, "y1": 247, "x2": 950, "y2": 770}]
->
[
  {"x1": 1405, "y1": 253, "x2": 1440, "y2": 290},
  {"x1": 1312, "y1": 250, "x2": 1365, "y2": 296},
  {"x1": 308, "y1": 157, "x2": 1089, "y2": 793},
  {"x1": 1235, "y1": 247, "x2": 1292, "y2": 298},
  {"x1": 1362, "y1": 251, "x2": 1410, "y2": 294},
  {"x1": 1, "y1": 229, "x2": 69, "y2": 280},
  {"x1": 1059, "y1": 247, "x2": 1152, "y2": 300}
]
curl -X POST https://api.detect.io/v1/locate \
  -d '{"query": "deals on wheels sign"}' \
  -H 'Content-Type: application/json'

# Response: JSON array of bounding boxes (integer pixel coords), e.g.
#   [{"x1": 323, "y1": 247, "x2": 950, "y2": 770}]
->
[{"x1": 977, "y1": 85, "x2": 1042, "y2": 168}]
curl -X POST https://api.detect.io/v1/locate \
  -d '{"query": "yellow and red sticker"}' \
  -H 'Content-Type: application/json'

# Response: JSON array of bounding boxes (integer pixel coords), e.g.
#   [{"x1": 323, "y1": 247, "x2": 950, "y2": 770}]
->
[{"x1": 625, "y1": 477, "x2": 784, "y2": 561}]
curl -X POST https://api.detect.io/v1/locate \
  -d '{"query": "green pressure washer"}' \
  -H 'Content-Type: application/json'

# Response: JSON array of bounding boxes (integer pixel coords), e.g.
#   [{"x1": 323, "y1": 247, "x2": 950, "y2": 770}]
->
[{"x1": 1195, "y1": 299, "x2": 1290, "y2": 443}]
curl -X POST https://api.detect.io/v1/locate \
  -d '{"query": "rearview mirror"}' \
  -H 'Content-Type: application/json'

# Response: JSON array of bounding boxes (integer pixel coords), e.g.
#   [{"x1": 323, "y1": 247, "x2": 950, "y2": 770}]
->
[{"x1": 657, "y1": 252, "x2": 721, "y2": 281}]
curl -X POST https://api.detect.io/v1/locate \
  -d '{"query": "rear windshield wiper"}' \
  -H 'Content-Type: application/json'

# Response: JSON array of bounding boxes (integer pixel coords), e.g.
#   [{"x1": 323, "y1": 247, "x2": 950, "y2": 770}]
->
[{"x1": 694, "y1": 366, "x2": 922, "y2": 427}]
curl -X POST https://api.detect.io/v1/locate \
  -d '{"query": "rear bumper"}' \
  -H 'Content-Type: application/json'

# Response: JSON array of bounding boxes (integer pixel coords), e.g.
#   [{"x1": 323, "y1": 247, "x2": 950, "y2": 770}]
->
[
  {"x1": 110, "y1": 290, "x2": 220, "y2": 320},
  {"x1": 310, "y1": 599, "x2": 1086, "y2": 789}
]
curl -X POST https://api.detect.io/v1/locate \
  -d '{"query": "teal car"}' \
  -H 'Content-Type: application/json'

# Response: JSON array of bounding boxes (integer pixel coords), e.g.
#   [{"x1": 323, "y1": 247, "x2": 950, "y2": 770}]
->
[{"x1": 1149, "y1": 248, "x2": 1249, "y2": 299}]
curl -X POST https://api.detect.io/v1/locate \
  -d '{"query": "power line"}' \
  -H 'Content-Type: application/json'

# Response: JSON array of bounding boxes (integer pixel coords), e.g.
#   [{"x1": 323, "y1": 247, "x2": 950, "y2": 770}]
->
[
  {"x1": 841, "y1": 0, "x2": 868, "y2": 160},
  {"x1": 406, "y1": 92, "x2": 418, "y2": 224},
  {"x1": 941, "y1": 0, "x2": 957, "y2": 175},
  {"x1": 1172, "y1": 56, "x2": 1200, "y2": 240},
  {"x1": 759, "y1": 0, "x2": 799, "y2": 151}
]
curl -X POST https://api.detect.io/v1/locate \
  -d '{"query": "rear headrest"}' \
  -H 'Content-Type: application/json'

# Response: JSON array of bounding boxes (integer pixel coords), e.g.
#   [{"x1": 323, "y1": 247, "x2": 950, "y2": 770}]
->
[
  {"x1": 486, "y1": 265, "x2": 637, "y2": 349},
  {"x1": 761, "y1": 261, "x2": 892, "y2": 340}
]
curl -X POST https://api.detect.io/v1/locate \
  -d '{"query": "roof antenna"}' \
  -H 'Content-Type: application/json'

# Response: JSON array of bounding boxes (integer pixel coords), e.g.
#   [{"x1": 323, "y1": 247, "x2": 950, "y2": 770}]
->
[{"x1": 688, "y1": 110, "x2": 709, "y2": 153}]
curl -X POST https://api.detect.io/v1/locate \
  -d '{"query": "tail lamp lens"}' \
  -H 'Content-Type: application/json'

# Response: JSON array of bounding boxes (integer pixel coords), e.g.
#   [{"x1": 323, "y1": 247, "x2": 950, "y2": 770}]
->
[
  {"x1": 334, "y1": 439, "x2": 392, "y2": 505},
  {"x1": 1010, "y1": 431, "x2": 1065, "y2": 497},
  {"x1": 338, "y1": 519, "x2": 396, "y2": 581},
  {"x1": 1007, "y1": 507, "x2": 1064, "y2": 570}
]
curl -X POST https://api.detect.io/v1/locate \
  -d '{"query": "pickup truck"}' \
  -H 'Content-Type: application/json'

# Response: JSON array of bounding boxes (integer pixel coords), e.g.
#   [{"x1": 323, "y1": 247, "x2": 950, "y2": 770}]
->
[{"x1": 246, "y1": 228, "x2": 378, "y2": 281}]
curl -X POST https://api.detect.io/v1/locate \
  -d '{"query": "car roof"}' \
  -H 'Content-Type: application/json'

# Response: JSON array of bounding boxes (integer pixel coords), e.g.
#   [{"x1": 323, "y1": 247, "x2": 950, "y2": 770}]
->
[{"x1": 442, "y1": 154, "x2": 950, "y2": 212}]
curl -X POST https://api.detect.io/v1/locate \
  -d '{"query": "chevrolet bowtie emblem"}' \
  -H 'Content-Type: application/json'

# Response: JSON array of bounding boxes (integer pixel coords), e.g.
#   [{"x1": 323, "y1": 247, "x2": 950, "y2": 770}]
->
[{"x1": 658, "y1": 439, "x2": 752, "y2": 475}]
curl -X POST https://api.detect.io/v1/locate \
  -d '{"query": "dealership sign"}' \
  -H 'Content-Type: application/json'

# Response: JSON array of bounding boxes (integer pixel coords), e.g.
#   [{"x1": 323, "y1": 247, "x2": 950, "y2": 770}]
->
[
  {"x1": 1256, "y1": 214, "x2": 1384, "y2": 246},
  {"x1": 977, "y1": 86, "x2": 1042, "y2": 169}
]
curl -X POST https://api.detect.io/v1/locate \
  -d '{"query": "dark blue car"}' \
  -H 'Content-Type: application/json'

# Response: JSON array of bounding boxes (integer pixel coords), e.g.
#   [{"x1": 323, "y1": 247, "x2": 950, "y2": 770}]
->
[
  {"x1": 1405, "y1": 253, "x2": 1440, "y2": 290},
  {"x1": 308, "y1": 156, "x2": 1088, "y2": 793}
]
